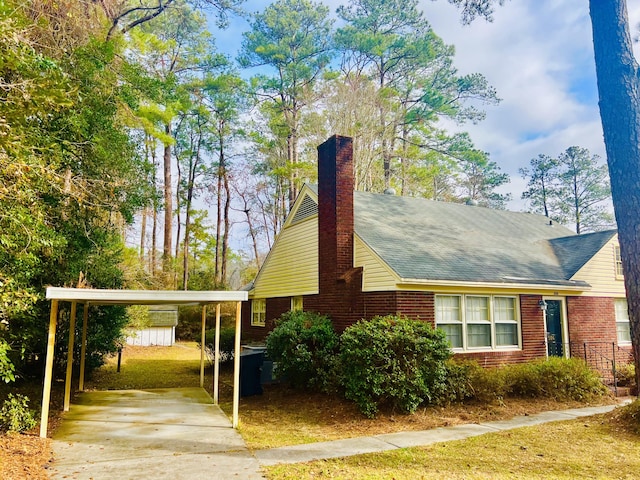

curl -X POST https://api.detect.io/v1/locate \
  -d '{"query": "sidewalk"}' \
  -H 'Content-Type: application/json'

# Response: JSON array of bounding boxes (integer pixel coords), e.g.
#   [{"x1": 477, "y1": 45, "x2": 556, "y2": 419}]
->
[{"x1": 255, "y1": 401, "x2": 631, "y2": 467}]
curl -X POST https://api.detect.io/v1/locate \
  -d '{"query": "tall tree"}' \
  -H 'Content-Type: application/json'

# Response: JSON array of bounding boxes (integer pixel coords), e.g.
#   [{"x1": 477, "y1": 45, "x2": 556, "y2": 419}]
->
[
  {"x1": 239, "y1": 0, "x2": 334, "y2": 209},
  {"x1": 336, "y1": 0, "x2": 498, "y2": 190},
  {"x1": 127, "y1": 4, "x2": 220, "y2": 277},
  {"x1": 521, "y1": 148, "x2": 612, "y2": 233},
  {"x1": 556, "y1": 146, "x2": 613, "y2": 234},
  {"x1": 520, "y1": 154, "x2": 559, "y2": 219},
  {"x1": 590, "y1": 0, "x2": 640, "y2": 386}
]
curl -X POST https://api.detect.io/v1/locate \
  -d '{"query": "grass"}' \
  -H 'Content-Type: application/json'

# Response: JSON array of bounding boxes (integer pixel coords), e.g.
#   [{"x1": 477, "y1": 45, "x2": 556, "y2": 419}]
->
[{"x1": 264, "y1": 416, "x2": 640, "y2": 479}]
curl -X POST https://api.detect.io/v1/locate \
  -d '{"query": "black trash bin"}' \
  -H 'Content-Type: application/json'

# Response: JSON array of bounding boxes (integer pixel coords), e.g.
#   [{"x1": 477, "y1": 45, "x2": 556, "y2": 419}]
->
[{"x1": 240, "y1": 350, "x2": 265, "y2": 397}]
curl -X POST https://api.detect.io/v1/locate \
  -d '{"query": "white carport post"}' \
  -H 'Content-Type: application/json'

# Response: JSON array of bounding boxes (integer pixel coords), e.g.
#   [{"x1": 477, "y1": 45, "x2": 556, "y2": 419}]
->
[
  {"x1": 63, "y1": 301, "x2": 78, "y2": 411},
  {"x1": 40, "y1": 299, "x2": 59, "y2": 438},
  {"x1": 213, "y1": 303, "x2": 221, "y2": 404},
  {"x1": 232, "y1": 301, "x2": 241, "y2": 428},
  {"x1": 199, "y1": 305, "x2": 207, "y2": 388},
  {"x1": 78, "y1": 303, "x2": 89, "y2": 391}
]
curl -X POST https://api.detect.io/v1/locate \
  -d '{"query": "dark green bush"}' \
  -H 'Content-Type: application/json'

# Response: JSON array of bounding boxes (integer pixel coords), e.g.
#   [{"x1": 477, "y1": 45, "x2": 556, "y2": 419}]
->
[
  {"x1": 0, "y1": 393, "x2": 36, "y2": 433},
  {"x1": 265, "y1": 311, "x2": 339, "y2": 392},
  {"x1": 339, "y1": 316, "x2": 451, "y2": 417},
  {"x1": 508, "y1": 357, "x2": 607, "y2": 401}
]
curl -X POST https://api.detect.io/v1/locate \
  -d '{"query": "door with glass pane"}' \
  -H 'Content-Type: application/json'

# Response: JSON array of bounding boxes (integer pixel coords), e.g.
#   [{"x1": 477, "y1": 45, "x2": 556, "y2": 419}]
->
[{"x1": 545, "y1": 300, "x2": 563, "y2": 357}]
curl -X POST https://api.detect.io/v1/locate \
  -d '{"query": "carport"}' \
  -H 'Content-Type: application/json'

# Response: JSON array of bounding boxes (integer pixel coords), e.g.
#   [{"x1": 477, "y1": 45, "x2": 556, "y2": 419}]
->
[{"x1": 40, "y1": 287, "x2": 248, "y2": 438}]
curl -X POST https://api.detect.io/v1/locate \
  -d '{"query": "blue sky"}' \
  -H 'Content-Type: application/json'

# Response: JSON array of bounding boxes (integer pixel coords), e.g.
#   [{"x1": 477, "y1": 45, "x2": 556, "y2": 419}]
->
[{"x1": 207, "y1": 0, "x2": 640, "y2": 211}]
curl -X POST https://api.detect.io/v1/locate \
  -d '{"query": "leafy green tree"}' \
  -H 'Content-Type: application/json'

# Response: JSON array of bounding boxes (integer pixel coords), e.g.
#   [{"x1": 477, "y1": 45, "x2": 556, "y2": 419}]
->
[
  {"x1": 239, "y1": 0, "x2": 334, "y2": 209},
  {"x1": 520, "y1": 154, "x2": 559, "y2": 219},
  {"x1": 520, "y1": 148, "x2": 613, "y2": 233},
  {"x1": 457, "y1": 149, "x2": 510, "y2": 209},
  {"x1": 335, "y1": 0, "x2": 499, "y2": 190}
]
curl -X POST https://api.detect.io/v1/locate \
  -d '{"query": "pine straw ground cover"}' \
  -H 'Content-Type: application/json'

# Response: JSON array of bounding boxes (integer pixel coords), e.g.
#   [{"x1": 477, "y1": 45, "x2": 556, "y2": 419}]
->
[{"x1": 1, "y1": 343, "x2": 635, "y2": 479}]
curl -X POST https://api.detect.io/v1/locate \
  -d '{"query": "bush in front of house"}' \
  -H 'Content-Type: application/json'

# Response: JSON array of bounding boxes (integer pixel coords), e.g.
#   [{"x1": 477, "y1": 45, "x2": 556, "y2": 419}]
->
[
  {"x1": 444, "y1": 357, "x2": 609, "y2": 403},
  {"x1": 339, "y1": 316, "x2": 451, "y2": 417},
  {"x1": 265, "y1": 311, "x2": 339, "y2": 392},
  {"x1": 508, "y1": 357, "x2": 608, "y2": 401}
]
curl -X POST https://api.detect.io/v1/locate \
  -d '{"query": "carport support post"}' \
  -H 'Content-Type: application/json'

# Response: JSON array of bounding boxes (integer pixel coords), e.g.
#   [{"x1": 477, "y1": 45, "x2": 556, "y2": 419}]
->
[
  {"x1": 232, "y1": 301, "x2": 241, "y2": 428},
  {"x1": 213, "y1": 303, "x2": 221, "y2": 404},
  {"x1": 78, "y1": 303, "x2": 89, "y2": 391},
  {"x1": 63, "y1": 301, "x2": 78, "y2": 411},
  {"x1": 200, "y1": 305, "x2": 206, "y2": 388},
  {"x1": 40, "y1": 299, "x2": 59, "y2": 438}
]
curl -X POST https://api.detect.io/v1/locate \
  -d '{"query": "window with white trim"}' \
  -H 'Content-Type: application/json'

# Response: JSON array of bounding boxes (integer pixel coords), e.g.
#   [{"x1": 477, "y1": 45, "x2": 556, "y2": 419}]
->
[
  {"x1": 614, "y1": 246, "x2": 624, "y2": 278},
  {"x1": 251, "y1": 299, "x2": 266, "y2": 327},
  {"x1": 436, "y1": 295, "x2": 520, "y2": 351},
  {"x1": 291, "y1": 296, "x2": 303, "y2": 311},
  {"x1": 615, "y1": 298, "x2": 631, "y2": 344}
]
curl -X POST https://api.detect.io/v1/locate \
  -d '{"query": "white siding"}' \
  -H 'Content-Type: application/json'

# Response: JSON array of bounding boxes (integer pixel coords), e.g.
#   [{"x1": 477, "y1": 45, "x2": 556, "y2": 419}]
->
[
  {"x1": 126, "y1": 327, "x2": 175, "y2": 347},
  {"x1": 572, "y1": 236, "x2": 626, "y2": 297},
  {"x1": 253, "y1": 217, "x2": 319, "y2": 298}
]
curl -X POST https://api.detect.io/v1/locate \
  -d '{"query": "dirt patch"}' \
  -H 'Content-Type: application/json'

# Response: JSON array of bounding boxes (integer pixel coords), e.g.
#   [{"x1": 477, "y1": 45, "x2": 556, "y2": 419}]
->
[{"x1": 0, "y1": 432, "x2": 54, "y2": 480}]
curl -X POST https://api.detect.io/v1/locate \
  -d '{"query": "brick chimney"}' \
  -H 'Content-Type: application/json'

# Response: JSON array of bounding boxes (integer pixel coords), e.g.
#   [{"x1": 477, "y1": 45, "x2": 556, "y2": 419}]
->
[{"x1": 317, "y1": 135, "x2": 354, "y2": 295}]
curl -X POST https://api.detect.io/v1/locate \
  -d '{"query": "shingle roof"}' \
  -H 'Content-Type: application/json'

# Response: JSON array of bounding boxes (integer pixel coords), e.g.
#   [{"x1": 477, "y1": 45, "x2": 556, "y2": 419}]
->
[
  {"x1": 352, "y1": 191, "x2": 611, "y2": 287},
  {"x1": 301, "y1": 185, "x2": 614, "y2": 287}
]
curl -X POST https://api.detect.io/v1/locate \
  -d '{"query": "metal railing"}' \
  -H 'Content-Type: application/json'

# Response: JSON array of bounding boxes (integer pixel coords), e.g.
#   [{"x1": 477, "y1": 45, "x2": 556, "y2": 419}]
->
[{"x1": 566, "y1": 341, "x2": 633, "y2": 396}]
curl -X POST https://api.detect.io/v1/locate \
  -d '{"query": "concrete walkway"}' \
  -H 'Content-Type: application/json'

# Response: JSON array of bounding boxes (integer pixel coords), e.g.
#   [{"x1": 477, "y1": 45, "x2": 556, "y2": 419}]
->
[{"x1": 51, "y1": 388, "x2": 264, "y2": 480}]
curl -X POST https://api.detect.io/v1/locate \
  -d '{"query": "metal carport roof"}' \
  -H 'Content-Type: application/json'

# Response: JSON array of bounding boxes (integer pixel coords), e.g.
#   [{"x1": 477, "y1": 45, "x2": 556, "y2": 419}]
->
[{"x1": 40, "y1": 287, "x2": 248, "y2": 438}]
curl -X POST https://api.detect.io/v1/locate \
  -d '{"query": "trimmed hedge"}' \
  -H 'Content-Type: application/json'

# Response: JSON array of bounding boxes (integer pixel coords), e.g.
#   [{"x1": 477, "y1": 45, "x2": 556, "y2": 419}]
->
[{"x1": 444, "y1": 357, "x2": 608, "y2": 403}]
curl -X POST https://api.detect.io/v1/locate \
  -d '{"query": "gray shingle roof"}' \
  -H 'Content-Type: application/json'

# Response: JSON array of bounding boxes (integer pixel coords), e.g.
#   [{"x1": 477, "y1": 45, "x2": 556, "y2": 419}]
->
[
  {"x1": 301, "y1": 185, "x2": 614, "y2": 287},
  {"x1": 353, "y1": 192, "x2": 611, "y2": 287}
]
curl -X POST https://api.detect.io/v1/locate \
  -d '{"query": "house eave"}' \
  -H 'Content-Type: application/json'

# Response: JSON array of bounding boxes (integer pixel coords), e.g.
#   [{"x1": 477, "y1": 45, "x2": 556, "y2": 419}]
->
[{"x1": 396, "y1": 278, "x2": 591, "y2": 292}]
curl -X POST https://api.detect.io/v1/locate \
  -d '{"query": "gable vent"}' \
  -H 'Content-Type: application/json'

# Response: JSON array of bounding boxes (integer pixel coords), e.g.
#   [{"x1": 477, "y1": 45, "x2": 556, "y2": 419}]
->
[{"x1": 291, "y1": 194, "x2": 318, "y2": 224}]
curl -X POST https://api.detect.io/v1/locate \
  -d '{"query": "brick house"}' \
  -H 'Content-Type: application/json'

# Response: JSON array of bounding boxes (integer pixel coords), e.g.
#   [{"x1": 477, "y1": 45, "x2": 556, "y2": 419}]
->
[{"x1": 243, "y1": 135, "x2": 632, "y2": 367}]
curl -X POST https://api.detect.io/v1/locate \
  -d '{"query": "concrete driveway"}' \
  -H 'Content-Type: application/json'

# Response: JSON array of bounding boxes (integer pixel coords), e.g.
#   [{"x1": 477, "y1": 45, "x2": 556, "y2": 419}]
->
[{"x1": 51, "y1": 388, "x2": 264, "y2": 480}]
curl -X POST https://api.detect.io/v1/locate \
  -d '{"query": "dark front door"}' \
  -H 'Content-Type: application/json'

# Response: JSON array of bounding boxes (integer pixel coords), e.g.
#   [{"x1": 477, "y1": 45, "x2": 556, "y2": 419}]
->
[{"x1": 545, "y1": 300, "x2": 563, "y2": 357}]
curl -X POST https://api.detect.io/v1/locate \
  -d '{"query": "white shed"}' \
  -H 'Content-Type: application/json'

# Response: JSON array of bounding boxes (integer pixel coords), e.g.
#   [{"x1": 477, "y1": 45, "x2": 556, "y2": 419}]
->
[{"x1": 126, "y1": 305, "x2": 178, "y2": 346}]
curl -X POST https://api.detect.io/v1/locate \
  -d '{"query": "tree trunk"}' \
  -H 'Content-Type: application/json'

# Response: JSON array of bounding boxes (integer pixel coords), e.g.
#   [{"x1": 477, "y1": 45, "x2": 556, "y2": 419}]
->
[
  {"x1": 589, "y1": 0, "x2": 640, "y2": 389},
  {"x1": 140, "y1": 207, "x2": 147, "y2": 259},
  {"x1": 163, "y1": 123, "x2": 173, "y2": 273}
]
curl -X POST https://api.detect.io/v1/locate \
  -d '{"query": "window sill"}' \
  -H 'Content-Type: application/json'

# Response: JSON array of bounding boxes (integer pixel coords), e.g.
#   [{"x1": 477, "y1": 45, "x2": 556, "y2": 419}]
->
[{"x1": 451, "y1": 346, "x2": 521, "y2": 354}]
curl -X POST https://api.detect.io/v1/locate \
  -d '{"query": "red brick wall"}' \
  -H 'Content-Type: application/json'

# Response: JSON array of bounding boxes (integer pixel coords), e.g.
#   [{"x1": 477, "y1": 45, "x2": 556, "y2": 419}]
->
[{"x1": 566, "y1": 296, "x2": 616, "y2": 345}]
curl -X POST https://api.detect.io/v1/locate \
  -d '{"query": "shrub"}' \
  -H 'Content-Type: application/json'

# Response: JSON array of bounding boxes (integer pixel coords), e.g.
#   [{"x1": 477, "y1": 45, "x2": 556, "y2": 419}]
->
[
  {"x1": 440, "y1": 359, "x2": 477, "y2": 404},
  {"x1": 204, "y1": 327, "x2": 237, "y2": 364},
  {"x1": 508, "y1": 357, "x2": 607, "y2": 401},
  {"x1": 0, "y1": 394, "x2": 37, "y2": 433},
  {"x1": 265, "y1": 311, "x2": 339, "y2": 392},
  {"x1": 616, "y1": 363, "x2": 636, "y2": 388},
  {"x1": 339, "y1": 316, "x2": 451, "y2": 417}
]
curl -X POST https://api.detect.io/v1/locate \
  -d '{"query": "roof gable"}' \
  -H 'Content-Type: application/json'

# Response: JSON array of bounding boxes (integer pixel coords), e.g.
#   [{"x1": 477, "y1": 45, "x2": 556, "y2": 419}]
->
[{"x1": 550, "y1": 230, "x2": 618, "y2": 279}]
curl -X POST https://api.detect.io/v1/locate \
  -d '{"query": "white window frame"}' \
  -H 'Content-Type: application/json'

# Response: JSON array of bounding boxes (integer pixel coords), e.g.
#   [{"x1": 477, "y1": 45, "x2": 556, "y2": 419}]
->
[
  {"x1": 251, "y1": 299, "x2": 266, "y2": 327},
  {"x1": 291, "y1": 296, "x2": 303, "y2": 312},
  {"x1": 614, "y1": 245, "x2": 624, "y2": 279},
  {"x1": 615, "y1": 298, "x2": 631, "y2": 345},
  {"x1": 435, "y1": 294, "x2": 521, "y2": 352}
]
